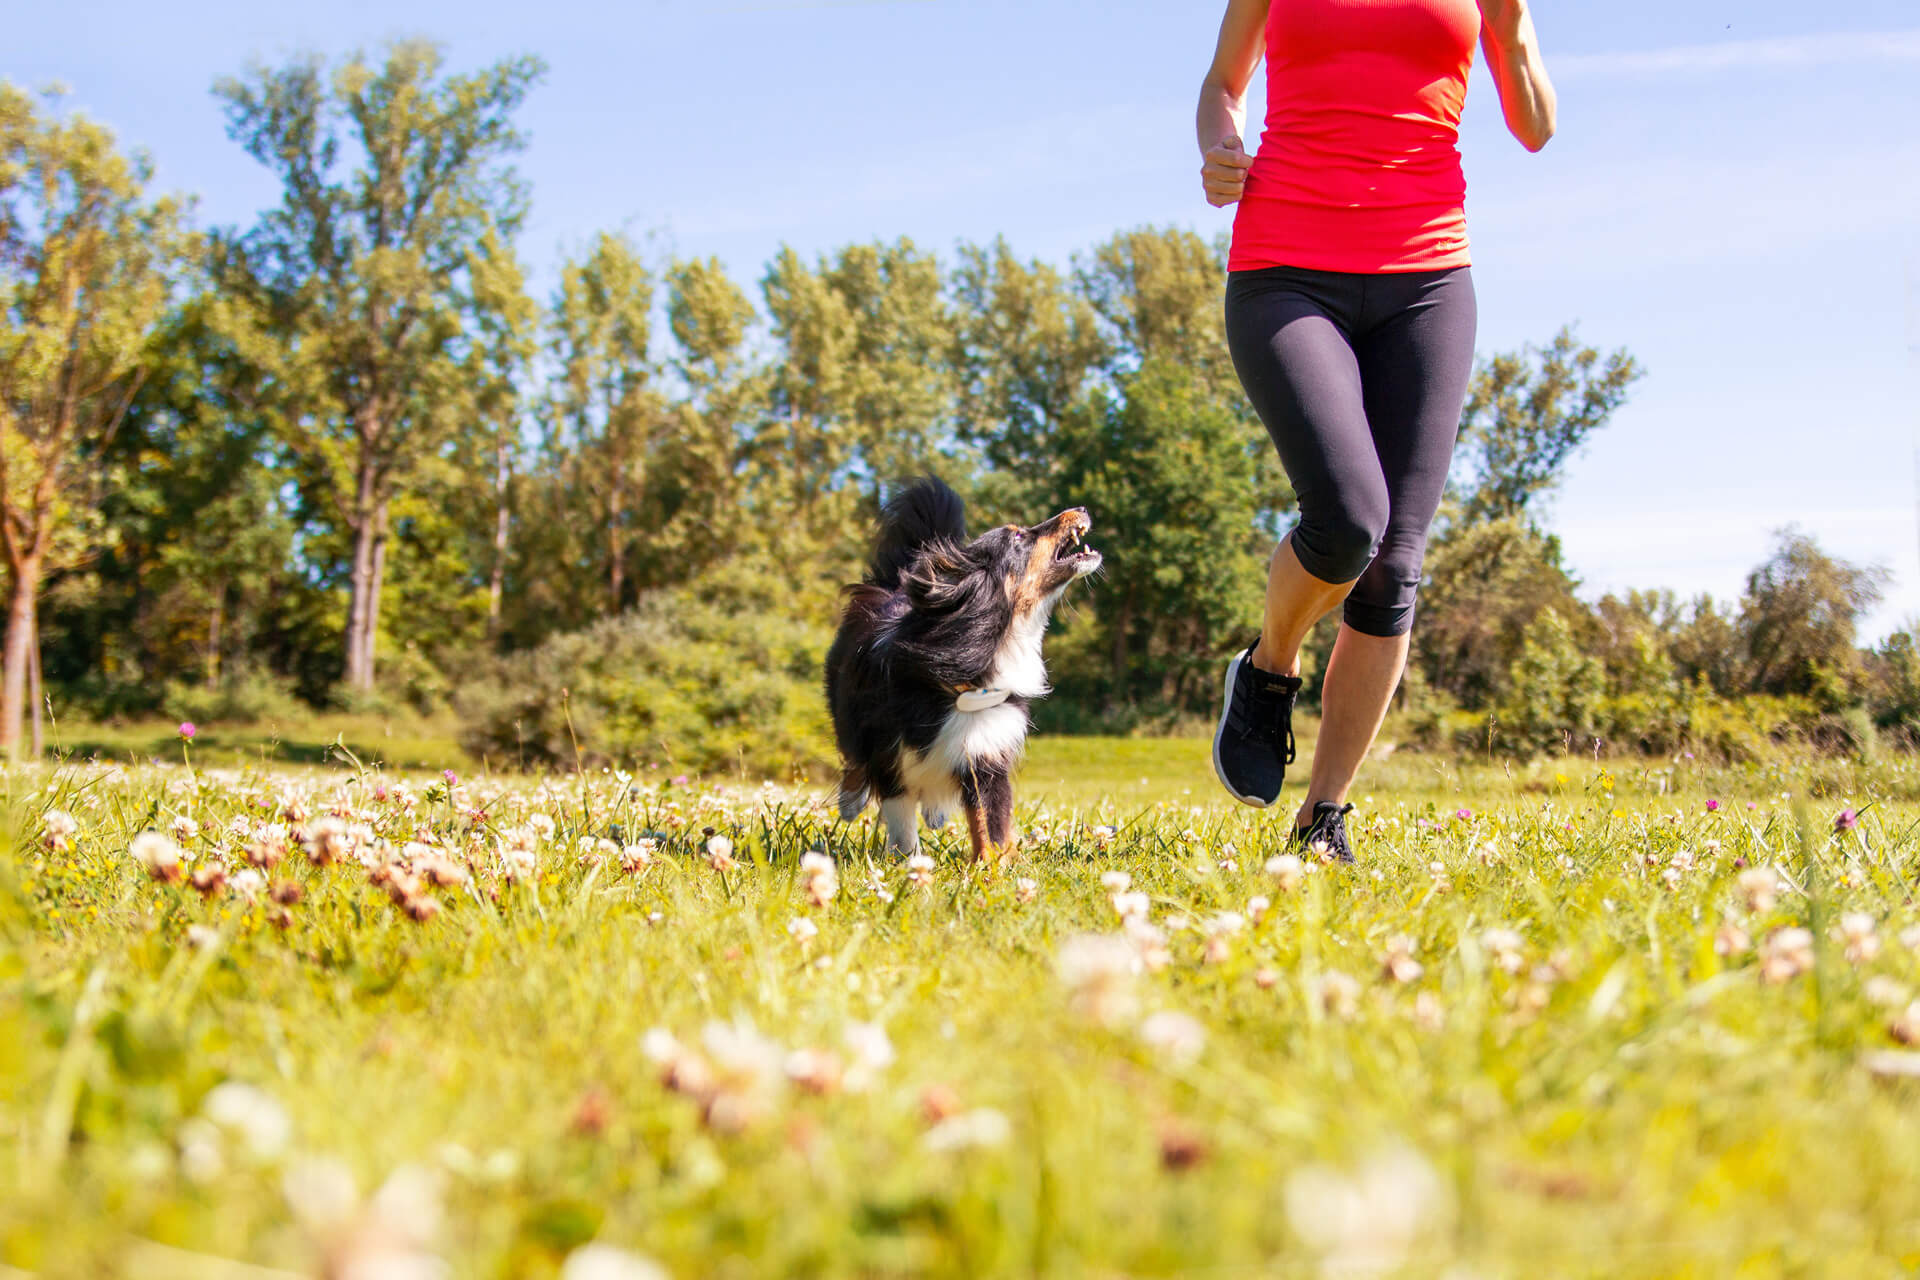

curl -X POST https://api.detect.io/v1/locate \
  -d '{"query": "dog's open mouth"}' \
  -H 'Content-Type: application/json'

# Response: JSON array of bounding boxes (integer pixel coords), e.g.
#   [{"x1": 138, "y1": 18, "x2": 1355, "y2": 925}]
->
[{"x1": 1051, "y1": 513, "x2": 1100, "y2": 571}]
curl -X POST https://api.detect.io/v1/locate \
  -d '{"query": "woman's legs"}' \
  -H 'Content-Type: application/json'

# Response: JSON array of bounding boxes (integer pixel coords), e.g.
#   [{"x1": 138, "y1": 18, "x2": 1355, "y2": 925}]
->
[
  {"x1": 1225, "y1": 265, "x2": 1476, "y2": 830},
  {"x1": 1294, "y1": 268, "x2": 1477, "y2": 827}
]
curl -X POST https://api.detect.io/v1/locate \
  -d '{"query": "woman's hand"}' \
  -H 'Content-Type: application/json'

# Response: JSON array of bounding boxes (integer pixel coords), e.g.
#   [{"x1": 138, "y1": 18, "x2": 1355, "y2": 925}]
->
[
  {"x1": 1202, "y1": 135, "x2": 1254, "y2": 207},
  {"x1": 1197, "y1": 0, "x2": 1267, "y2": 205}
]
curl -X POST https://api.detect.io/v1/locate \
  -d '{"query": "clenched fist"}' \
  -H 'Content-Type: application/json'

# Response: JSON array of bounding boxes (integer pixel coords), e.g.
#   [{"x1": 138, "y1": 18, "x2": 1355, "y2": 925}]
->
[{"x1": 1201, "y1": 134, "x2": 1253, "y2": 207}]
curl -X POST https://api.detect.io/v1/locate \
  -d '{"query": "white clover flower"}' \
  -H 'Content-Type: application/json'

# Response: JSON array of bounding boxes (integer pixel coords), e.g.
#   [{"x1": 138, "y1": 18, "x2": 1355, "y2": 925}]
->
[
  {"x1": 202, "y1": 1081, "x2": 292, "y2": 1160},
  {"x1": 621, "y1": 840, "x2": 657, "y2": 874},
  {"x1": 924, "y1": 1108, "x2": 1011, "y2": 1152},
  {"x1": 1285, "y1": 1143, "x2": 1447, "y2": 1277},
  {"x1": 43, "y1": 807, "x2": 79, "y2": 849},
  {"x1": 1738, "y1": 867, "x2": 1781, "y2": 914},
  {"x1": 1265, "y1": 853, "x2": 1306, "y2": 892},
  {"x1": 1057, "y1": 933, "x2": 1143, "y2": 1026},
  {"x1": 132, "y1": 830, "x2": 184, "y2": 883},
  {"x1": 1100, "y1": 870, "x2": 1131, "y2": 893},
  {"x1": 1110, "y1": 890, "x2": 1151, "y2": 922},
  {"x1": 560, "y1": 1244, "x2": 670, "y2": 1280},
  {"x1": 1481, "y1": 927, "x2": 1525, "y2": 974},
  {"x1": 1837, "y1": 912, "x2": 1880, "y2": 965},
  {"x1": 706, "y1": 835, "x2": 738, "y2": 872},
  {"x1": 230, "y1": 868, "x2": 266, "y2": 901},
  {"x1": 1015, "y1": 877, "x2": 1038, "y2": 904},
  {"x1": 1759, "y1": 927, "x2": 1815, "y2": 984},
  {"x1": 906, "y1": 853, "x2": 936, "y2": 889},
  {"x1": 1138, "y1": 1010, "x2": 1206, "y2": 1066},
  {"x1": 1381, "y1": 935, "x2": 1423, "y2": 984},
  {"x1": 843, "y1": 1021, "x2": 894, "y2": 1089},
  {"x1": 787, "y1": 917, "x2": 818, "y2": 946}
]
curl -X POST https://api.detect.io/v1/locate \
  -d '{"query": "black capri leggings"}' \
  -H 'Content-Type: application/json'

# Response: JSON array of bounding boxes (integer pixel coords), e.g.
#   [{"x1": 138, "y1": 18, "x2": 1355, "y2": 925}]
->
[{"x1": 1225, "y1": 264, "x2": 1477, "y2": 638}]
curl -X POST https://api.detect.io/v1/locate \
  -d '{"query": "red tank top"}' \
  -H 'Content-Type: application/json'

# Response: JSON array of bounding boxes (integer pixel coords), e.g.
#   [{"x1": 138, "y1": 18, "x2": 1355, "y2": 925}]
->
[{"x1": 1228, "y1": 0, "x2": 1480, "y2": 274}]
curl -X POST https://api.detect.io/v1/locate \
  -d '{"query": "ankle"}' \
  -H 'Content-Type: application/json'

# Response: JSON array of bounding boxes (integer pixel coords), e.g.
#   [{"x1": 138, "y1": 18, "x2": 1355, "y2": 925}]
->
[{"x1": 1249, "y1": 640, "x2": 1298, "y2": 678}]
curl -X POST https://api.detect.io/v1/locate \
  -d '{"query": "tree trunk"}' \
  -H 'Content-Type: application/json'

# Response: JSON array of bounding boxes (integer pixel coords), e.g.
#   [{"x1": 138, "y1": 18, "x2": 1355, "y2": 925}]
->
[
  {"x1": 488, "y1": 438, "x2": 509, "y2": 643},
  {"x1": 28, "y1": 605, "x2": 42, "y2": 759},
  {"x1": 344, "y1": 462, "x2": 378, "y2": 691},
  {"x1": 362, "y1": 499, "x2": 390, "y2": 690},
  {"x1": 1, "y1": 555, "x2": 42, "y2": 763},
  {"x1": 608, "y1": 465, "x2": 625, "y2": 612}
]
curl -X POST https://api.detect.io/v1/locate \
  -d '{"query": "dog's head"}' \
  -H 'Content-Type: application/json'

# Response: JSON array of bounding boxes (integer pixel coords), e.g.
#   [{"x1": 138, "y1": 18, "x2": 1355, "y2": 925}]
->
[{"x1": 901, "y1": 506, "x2": 1102, "y2": 623}]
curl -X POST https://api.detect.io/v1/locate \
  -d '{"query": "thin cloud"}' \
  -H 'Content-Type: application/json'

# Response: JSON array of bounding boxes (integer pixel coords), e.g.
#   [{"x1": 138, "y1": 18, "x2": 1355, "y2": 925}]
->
[{"x1": 1556, "y1": 29, "x2": 1920, "y2": 78}]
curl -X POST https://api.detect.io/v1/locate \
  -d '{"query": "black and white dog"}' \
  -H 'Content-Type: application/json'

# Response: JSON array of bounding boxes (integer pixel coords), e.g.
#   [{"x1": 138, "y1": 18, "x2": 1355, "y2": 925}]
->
[{"x1": 826, "y1": 478, "x2": 1101, "y2": 860}]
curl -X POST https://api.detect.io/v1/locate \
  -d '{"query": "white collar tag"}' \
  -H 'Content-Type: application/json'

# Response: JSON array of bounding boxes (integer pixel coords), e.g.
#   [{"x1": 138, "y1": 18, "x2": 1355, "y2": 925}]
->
[{"x1": 955, "y1": 687, "x2": 1011, "y2": 712}]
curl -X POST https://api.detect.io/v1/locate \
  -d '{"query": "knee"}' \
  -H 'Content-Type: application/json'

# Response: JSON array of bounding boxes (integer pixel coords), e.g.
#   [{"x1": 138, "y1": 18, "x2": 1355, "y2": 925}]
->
[
  {"x1": 1292, "y1": 495, "x2": 1388, "y2": 586},
  {"x1": 1342, "y1": 540, "x2": 1425, "y2": 637}
]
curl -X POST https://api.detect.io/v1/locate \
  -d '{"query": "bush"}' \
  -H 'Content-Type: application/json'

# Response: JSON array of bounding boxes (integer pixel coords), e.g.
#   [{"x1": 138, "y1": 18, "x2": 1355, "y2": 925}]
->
[
  {"x1": 158, "y1": 663, "x2": 309, "y2": 726},
  {"x1": 456, "y1": 588, "x2": 835, "y2": 777}
]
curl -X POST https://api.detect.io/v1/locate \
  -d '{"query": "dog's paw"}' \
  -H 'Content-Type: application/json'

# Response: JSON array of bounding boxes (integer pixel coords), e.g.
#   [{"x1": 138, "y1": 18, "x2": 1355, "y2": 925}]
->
[
  {"x1": 837, "y1": 788, "x2": 870, "y2": 821},
  {"x1": 924, "y1": 807, "x2": 950, "y2": 830}
]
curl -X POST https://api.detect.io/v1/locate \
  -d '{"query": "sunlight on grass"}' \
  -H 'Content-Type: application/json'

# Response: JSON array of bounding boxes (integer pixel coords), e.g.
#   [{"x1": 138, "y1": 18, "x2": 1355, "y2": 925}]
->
[{"x1": 3, "y1": 747, "x2": 1918, "y2": 1275}]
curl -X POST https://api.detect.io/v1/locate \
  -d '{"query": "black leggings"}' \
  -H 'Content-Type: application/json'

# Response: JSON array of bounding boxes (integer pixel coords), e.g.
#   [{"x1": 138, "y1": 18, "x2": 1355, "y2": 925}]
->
[{"x1": 1225, "y1": 264, "x2": 1477, "y2": 637}]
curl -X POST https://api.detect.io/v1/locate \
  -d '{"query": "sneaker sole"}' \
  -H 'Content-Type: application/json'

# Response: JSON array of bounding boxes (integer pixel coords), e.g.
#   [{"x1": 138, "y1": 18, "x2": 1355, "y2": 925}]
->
[{"x1": 1211, "y1": 650, "x2": 1276, "y2": 808}]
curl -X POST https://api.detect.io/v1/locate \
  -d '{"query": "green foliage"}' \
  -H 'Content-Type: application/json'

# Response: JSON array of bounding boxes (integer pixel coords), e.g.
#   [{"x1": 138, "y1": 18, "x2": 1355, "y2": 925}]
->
[
  {"x1": 214, "y1": 41, "x2": 545, "y2": 691},
  {"x1": 455, "y1": 581, "x2": 833, "y2": 776},
  {"x1": 1413, "y1": 516, "x2": 1584, "y2": 711},
  {"x1": 1740, "y1": 527, "x2": 1888, "y2": 704},
  {"x1": 1451, "y1": 325, "x2": 1640, "y2": 525},
  {"x1": 0, "y1": 82, "x2": 188, "y2": 755},
  {"x1": 1491, "y1": 608, "x2": 1606, "y2": 754}
]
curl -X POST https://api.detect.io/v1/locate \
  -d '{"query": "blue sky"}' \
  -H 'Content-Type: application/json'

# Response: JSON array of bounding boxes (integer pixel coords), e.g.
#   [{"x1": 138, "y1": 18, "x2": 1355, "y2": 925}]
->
[{"x1": 16, "y1": 0, "x2": 1918, "y2": 637}]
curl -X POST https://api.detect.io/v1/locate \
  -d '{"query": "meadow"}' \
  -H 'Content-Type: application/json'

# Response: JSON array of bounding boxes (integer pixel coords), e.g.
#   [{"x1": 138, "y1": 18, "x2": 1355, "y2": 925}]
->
[{"x1": 4, "y1": 736, "x2": 1919, "y2": 1278}]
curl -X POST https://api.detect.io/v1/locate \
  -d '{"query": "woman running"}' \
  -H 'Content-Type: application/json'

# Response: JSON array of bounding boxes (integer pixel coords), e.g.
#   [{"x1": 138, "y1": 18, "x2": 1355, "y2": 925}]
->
[{"x1": 1202, "y1": 0, "x2": 1555, "y2": 859}]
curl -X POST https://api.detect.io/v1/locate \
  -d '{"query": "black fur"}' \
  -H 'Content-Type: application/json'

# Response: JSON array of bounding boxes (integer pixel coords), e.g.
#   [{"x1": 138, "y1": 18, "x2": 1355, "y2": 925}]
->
[{"x1": 825, "y1": 476, "x2": 1099, "y2": 857}]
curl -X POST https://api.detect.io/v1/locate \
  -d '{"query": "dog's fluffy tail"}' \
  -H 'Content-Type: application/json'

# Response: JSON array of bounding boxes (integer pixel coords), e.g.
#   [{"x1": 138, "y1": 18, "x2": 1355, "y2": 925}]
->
[{"x1": 867, "y1": 477, "x2": 966, "y2": 589}]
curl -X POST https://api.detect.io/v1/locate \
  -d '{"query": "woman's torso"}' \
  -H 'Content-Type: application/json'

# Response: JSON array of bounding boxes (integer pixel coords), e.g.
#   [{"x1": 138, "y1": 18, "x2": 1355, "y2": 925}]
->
[{"x1": 1229, "y1": 0, "x2": 1481, "y2": 274}]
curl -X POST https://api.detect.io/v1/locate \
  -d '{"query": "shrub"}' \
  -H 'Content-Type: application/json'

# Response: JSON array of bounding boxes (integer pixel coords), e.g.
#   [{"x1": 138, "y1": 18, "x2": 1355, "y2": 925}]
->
[
  {"x1": 456, "y1": 590, "x2": 834, "y2": 777},
  {"x1": 159, "y1": 663, "x2": 309, "y2": 726}
]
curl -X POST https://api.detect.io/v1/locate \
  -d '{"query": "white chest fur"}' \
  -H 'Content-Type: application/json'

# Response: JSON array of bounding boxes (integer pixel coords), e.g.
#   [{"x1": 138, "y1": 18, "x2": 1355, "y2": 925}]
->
[{"x1": 899, "y1": 700, "x2": 1030, "y2": 827}]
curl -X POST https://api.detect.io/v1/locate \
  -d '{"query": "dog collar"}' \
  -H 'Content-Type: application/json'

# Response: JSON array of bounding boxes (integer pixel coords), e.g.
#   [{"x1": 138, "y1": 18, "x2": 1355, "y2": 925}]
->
[{"x1": 954, "y1": 687, "x2": 1011, "y2": 712}]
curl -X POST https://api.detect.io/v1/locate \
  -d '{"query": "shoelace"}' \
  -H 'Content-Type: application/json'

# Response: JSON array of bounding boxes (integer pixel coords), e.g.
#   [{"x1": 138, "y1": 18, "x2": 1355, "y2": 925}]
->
[
  {"x1": 1298, "y1": 802, "x2": 1355, "y2": 860},
  {"x1": 1249, "y1": 671, "x2": 1299, "y2": 766}
]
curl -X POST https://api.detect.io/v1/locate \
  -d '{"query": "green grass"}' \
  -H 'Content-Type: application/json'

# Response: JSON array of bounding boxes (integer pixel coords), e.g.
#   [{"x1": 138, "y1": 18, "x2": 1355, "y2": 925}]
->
[
  {"x1": 44, "y1": 713, "x2": 471, "y2": 772},
  {"x1": 3, "y1": 744, "x2": 1919, "y2": 1277}
]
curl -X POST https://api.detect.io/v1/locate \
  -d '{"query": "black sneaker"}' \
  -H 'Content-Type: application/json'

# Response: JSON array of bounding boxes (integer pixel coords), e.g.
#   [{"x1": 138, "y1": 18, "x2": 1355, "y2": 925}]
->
[
  {"x1": 1294, "y1": 801, "x2": 1356, "y2": 864},
  {"x1": 1211, "y1": 642, "x2": 1301, "y2": 808}
]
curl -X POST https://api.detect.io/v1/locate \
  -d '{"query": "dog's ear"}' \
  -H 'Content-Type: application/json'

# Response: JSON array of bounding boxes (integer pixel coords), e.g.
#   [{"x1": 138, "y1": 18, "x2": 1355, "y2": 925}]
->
[{"x1": 901, "y1": 541, "x2": 982, "y2": 614}]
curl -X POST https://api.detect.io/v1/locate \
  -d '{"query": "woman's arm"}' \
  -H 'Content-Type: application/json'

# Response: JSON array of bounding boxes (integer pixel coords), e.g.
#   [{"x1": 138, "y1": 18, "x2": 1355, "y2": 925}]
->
[
  {"x1": 1477, "y1": 0, "x2": 1556, "y2": 151},
  {"x1": 1197, "y1": 0, "x2": 1269, "y2": 207}
]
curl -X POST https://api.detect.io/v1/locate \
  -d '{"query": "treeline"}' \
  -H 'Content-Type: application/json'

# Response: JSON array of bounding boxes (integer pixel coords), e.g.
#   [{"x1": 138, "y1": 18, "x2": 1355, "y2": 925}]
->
[{"x1": 2, "y1": 45, "x2": 1909, "y2": 770}]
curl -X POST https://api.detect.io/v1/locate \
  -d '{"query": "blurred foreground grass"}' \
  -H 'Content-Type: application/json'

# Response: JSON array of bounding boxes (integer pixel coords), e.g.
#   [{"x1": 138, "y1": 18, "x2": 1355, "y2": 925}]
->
[{"x1": 3, "y1": 744, "x2": 1920, "y2": 1277}]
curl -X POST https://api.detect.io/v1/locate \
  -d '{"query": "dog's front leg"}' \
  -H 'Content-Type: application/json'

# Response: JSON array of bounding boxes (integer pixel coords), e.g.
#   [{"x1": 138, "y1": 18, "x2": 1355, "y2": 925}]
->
[
  {"x1": 983, "y1": 770, "x2": 1015, "y2": 855},
  {"x1": 961, "y1": 767, "x2": 1014, "y2": 863},
  {"x1": 879, "y1": 795, "x2": 919, "y2": 854}
]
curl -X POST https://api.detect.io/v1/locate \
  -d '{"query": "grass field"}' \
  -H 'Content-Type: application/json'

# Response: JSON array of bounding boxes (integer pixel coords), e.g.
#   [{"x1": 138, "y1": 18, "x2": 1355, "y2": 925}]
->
[{"x1": 4, "y1": 739, "x2": 1920, "y2": 1277}]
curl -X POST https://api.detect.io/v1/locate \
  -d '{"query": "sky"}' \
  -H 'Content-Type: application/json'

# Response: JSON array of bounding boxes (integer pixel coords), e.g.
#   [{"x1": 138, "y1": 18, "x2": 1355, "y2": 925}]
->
[{"x1": 14, "y1": 0, "x2": 1919, "y2": 638}]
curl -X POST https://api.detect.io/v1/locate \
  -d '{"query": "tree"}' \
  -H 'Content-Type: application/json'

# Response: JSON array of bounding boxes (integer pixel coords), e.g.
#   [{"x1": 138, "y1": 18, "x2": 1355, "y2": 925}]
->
[
  {"x1": 1739, "y1": 527, "x2": 1887, "y2": 703},
  {"x1": 759, "y1": 238, "x2": 954, "y2": 564},
  {"x1": 1413, "y1": 516, "x2": 1586, "y2": 711},
  {"x1": 1452, "y1": 326, "x2": 1640, "y2": 526},
  {"x1": 950, "y1": 237, "x2": 1108, "y2": 500},
  {"x1": 548, "y1": 231, "x2": 661, "y2": 614},
  {"x1": 461, "y1": 227, "x2": 535, "y2": 643},
  {"x1": 0, "y1": 84, "x2": 183, "y2": 758},
  {"x1": 214, "y1": 41, "x2": 544, "y2": 692}
]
